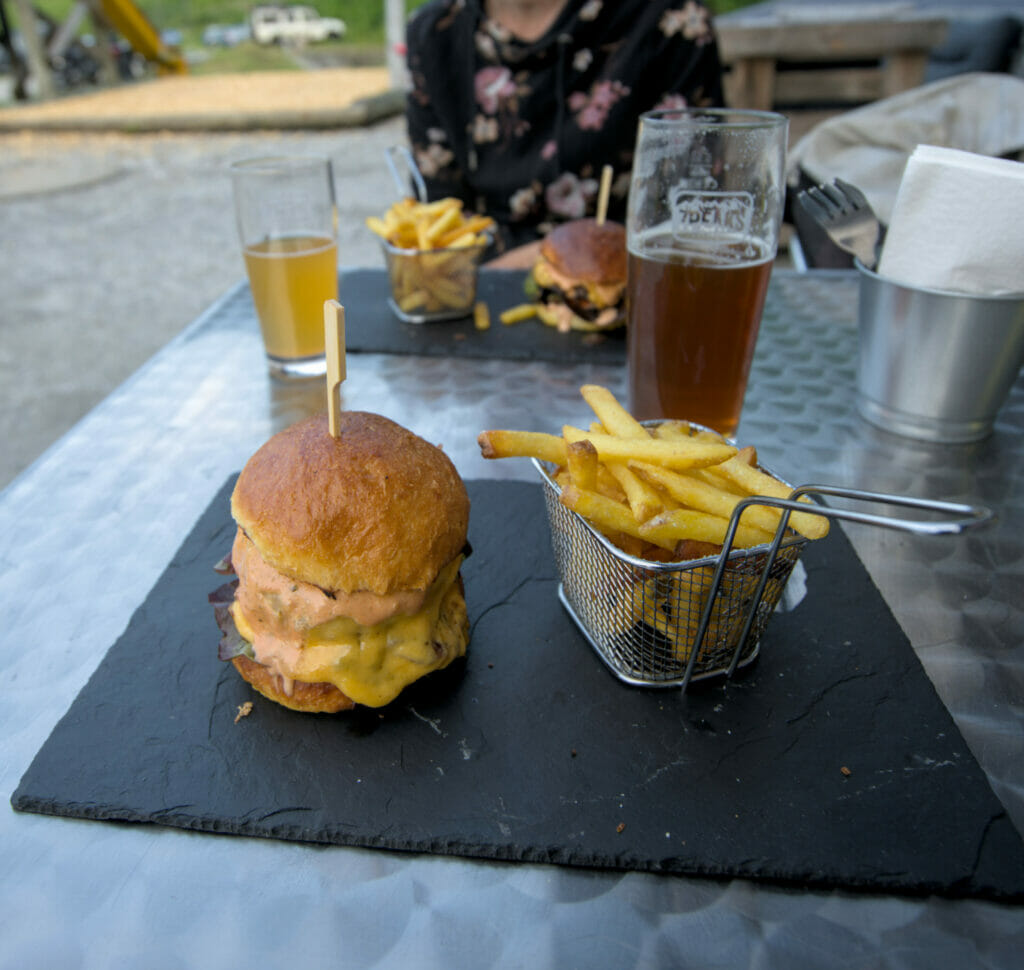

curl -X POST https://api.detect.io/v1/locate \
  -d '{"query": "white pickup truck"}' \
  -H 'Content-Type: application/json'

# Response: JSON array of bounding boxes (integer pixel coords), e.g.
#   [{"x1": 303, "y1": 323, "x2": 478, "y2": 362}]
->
[{"x1": 249, "y1": 5, "x2": 347, "y2": 45}]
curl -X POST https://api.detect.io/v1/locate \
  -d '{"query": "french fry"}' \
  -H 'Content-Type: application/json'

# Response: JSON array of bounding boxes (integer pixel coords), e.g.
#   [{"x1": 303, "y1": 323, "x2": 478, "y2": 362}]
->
[
  {"x1": 366, "y1": 197, "x2": 495, "y2": 251},
  {"x1": 500, "y1": 303, "x2": 539, "y2": 325},
  {"x1": 630, "y1": 460, "x2": 786, "y2": 538},
  {"x1": 639, "y1": 508, "x2": 776, "y2": 550},
  {"x1": 398, "y1": 289, "x2": 429, "y2": 312},
  {"x1": 365, "y1": 215, "x2": 389, "y2": 238},
  {"x1": 690, "y1": 466, "x2": 747, "y2": 497},
  {"x1": 735, "y1": 444, "x2": 758, "y2": 468},
  {"x1": 706, "y1": 457, "x2": 829, "y2": 540},
  {"x1": 654, "y1": 421, "x2": 724, "y2": 444},
  {"x1": 606, "y1": 463, "x2": 666, "y2": 523},
  {"x1": 477, "y1": 385, "x2": 828, "y2": 564},
  {"x1": 446, "y1": 232, "x2": 483, "y2": 248},
  {"x1": 424, "y1": 204, "x2": 462, "y2": 243},
  {"x1": 478, "y1": 429, "x2": 567, "y2": 466},
  {"x1": 560, "y1": 484, "x2": 676, "y2": 551},
  {"x1": 566, "y1": 439, "x2": 600, "y2": 493},
  {"x1": 473, "y1": 302, "x2": 490, "y2": 331},
  {"x1": 581, "y1": 384, "x2": 649, "y2": 439},
  {"x1": 562, "y1": 425, "x2": 737, "y2": 470},
  {"x1": 594, "y1": 463, "x2": 628, "y2": 504},
  {"x1": 436, "y1": 217, "x2": 494, "y2": 248}
]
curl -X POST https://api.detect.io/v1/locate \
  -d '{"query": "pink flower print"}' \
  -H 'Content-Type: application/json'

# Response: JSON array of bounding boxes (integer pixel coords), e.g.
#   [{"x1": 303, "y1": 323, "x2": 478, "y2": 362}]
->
[
  {"x1": 569, "y1": 80, "x2": 630, "y2": 131},
  {"x1": 414, "y1": 142, "x2": 455, "y2": 178},
  {"x1": 475, "y1": 66, "x2": 517, "y2": 114},
  {"x1": 509, "y1": 185, "x2": 538, "y2": 220},
  {"x1": 660, "y1": 3, "x2": 712, "y2": 45},
  {"x1": 545, "y1": 172, "x2": 598, "y2": 219},
  {"x1": 653, "y1": 93, "x2": 689, "y2": 112},
  {"x1": 540, "y1": 140, "x2": 558, "y2": 161},
  {"x1": 473, "y1": 114, "x2": 499, "y2": 144},
  {"x1": 474, "y1": 31, "x2": 498, "y2": 61},
  {"x1": 573, "y1": 48, "x2": 593, "y2": 72}
]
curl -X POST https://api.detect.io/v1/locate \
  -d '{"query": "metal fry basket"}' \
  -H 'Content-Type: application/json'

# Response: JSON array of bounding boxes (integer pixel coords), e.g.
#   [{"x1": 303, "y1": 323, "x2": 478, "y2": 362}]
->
[{"x1": 534, "y1": 455, "x2": 992, "y2": 691}]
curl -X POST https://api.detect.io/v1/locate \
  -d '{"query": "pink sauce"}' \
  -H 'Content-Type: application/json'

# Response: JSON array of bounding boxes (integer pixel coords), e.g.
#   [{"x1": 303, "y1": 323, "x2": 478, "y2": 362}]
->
[{"x1": 230, "y1": 529, "x2": 431, "y2": 684}]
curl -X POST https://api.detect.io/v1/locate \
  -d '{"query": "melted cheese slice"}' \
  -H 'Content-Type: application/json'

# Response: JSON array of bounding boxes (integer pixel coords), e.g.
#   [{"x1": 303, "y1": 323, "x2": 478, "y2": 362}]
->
[
  {"x1": 533, "y1": 258, "x2": 625, "y2": 310},
  {"x1": 232, "y1": 556, "x2": 467, "y2": 707}
]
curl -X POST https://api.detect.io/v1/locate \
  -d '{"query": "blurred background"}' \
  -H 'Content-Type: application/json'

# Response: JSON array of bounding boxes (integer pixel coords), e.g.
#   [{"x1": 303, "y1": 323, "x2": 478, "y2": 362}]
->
[{"x1": 1, "y1": 0, "x2": 1021, "y2": 489}]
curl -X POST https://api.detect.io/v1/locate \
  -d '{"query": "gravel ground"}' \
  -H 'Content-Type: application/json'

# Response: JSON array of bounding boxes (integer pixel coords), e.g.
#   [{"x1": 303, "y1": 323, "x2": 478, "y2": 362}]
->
[{"x1": 0, "y1": 72, "x2": 405, "y2": 490}]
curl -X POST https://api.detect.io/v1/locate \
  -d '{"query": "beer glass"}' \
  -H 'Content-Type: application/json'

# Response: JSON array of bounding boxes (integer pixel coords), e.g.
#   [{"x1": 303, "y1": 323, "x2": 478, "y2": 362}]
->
[
  {"x1": 625, "y1": 109, "x2": 788, "y2": 436},
  {"x1": 230, "y1": 155, "x2": 339, "y2": 379}
]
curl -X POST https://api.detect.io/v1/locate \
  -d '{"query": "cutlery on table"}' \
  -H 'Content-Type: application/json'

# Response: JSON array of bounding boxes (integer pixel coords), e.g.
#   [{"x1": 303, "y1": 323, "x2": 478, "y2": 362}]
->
[{"x1": 796, "y1": 178, "x2": 880, "y2": 269}]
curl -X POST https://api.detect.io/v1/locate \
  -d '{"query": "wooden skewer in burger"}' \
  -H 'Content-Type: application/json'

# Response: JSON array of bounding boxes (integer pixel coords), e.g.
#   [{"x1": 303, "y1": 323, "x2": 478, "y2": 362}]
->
[{"x1": 211, "y1": 300, "x2": 471, "y2": 713}]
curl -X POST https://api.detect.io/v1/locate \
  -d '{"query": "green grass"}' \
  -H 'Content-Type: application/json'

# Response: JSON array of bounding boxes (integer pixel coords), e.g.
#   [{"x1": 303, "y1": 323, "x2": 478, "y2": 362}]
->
[
  {"x1": 187, "y1": 41, "x2": 301, "y2": 74},
  {"x1": 24, "y1": 1, "x2": 434, "y2": 46},
  {"x1": 18, "y1": 1, "x2": 759, "y2": 74}
]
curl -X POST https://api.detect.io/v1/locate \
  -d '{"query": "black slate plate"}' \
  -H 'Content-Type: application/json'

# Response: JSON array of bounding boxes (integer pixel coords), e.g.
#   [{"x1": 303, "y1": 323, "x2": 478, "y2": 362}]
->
[
  {"x1": 12, "y1": 479, "x2": 1024, "y2": 901},
  {"x1": 336, "y1": 268, "x2": 625, "y2": 363}
]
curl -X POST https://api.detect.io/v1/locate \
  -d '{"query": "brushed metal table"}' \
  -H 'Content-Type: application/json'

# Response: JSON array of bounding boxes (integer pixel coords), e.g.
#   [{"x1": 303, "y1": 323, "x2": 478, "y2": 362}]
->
[{"x1": 2, "y1": 270, "x2": 1022, "y2": 967}]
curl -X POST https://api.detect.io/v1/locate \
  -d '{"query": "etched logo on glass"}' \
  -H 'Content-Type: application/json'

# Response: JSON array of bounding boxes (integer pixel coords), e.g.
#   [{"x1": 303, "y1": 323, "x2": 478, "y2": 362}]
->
[{"x1": 669, "y1": 188, "x2": 754, "y2": 237}]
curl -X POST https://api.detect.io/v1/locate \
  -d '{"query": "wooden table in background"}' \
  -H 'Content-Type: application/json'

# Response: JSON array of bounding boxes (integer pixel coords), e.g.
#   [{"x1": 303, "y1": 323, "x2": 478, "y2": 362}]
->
[{"x1": 718, "y1": 9, "x2": 948, "y2": 110}]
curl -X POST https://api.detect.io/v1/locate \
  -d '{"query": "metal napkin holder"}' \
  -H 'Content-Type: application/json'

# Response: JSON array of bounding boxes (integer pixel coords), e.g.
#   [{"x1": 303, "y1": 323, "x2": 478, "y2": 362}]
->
[{"x1": 533, "y1": 457, "x2": 992, "y2": 691}]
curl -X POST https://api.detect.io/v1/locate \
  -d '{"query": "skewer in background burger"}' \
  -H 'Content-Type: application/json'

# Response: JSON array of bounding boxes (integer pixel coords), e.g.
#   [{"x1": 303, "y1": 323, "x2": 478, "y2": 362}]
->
[{"x1": 211, "y1": 411, "x2": 470, "y2": 714}]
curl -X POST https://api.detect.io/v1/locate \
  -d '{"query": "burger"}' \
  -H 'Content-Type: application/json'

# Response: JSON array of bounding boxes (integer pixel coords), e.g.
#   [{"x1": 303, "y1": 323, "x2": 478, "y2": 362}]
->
[
  {"x1": 210, "y1": 411, "x2": 470, "y2": 713},
  {"x1": 530, "y1": 218, "x2": 627, "y2": 333}
]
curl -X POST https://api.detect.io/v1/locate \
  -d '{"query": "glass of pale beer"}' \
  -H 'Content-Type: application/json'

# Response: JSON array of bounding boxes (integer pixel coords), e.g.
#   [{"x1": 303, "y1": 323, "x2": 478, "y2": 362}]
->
[
  {"x1": 625, "y1": 109, "x2": 788, "y2": 437},
  {"x1": 230, "y1": 156, "x2": 339, "y2": 379}
]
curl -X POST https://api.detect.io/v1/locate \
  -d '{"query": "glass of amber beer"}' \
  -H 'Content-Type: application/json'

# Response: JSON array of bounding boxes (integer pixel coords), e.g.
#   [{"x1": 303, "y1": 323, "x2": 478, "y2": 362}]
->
[
  {"x1": 625, "y1": 109, "x2": 788, "y2": 436},
  {"x1": 230, "y1": 155, "x2": 339, "y2": 379}
]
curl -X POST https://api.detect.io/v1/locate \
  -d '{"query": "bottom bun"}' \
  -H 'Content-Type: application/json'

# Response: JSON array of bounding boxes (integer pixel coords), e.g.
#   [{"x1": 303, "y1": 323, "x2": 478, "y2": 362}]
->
[{"x1": 231, "y1": 655, "x2": 356, "y2": 714}]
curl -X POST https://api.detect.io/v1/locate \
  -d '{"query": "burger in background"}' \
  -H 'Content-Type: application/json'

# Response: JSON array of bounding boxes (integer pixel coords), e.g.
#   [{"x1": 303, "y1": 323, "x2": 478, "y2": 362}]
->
[
  {"x1": 529, "y1": 218, "x2": 627, "y2": 333},
  {"x1": 211, "y1": 412, "x2": 470, "y2": 714}
]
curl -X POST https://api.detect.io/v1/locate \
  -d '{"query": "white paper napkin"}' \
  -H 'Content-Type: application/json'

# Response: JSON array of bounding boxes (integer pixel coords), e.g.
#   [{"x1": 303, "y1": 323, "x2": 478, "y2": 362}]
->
[{"x1": 878, "y1": 145, "x2": 1024, "y2": 296}]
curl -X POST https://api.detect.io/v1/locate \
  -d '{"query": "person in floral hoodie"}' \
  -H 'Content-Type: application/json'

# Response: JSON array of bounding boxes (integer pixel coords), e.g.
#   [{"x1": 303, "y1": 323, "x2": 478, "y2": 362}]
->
[{"x1": 405, "y1": 0, "x2": 724, "y2": 256}]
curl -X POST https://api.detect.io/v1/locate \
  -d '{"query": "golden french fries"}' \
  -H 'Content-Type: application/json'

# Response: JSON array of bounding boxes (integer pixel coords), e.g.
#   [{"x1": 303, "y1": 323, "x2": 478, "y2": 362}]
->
[
  {"x1": 639, "y1": 508, "x2": 777, "y2": 550},
  {"x1": 562, "y1": 425, "x2": 737, "y2": 470},
  {"x1": 580, "y1": 384, "x2": 648, "y2": 439},
  {"x1": 477, "y1": 384, "x2": 830, "y2": 560},
  {"x1": 566, "y1": 439, "x2": 600, "y2": 493},
  {"x1": 478, "y1": 385, "x2": 831, "y2": 675},
  {"x1": 473, "y1": 301, "x2": 490, "y2": 331},
  {"x1": 368, "y1": 197, "x2": 496, "y2": 316},
  {"x1": 560, "y1": 484, "x2": 676, "y2": 552},
  {"x1": 500, "y1": 303, "x2": 539, "y2": 325},
  {"x1": 606, "y1": 462, "x2": 665, "y2": 523},
  {"x1": 630, "y1": 460, "x2": 786, "y2": 539},
  {"x1": 704, "y1": 455, "x2": 829, "y2": 540},
  {"x1": 477, "y1": 429, "x2": 567, "y2": 466}
]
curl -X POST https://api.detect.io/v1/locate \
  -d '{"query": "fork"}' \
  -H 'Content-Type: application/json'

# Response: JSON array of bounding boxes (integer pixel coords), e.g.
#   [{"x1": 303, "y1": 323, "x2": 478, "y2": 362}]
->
[{"x1": 796, "y1": 178, "x2": 880, "y2": 269}]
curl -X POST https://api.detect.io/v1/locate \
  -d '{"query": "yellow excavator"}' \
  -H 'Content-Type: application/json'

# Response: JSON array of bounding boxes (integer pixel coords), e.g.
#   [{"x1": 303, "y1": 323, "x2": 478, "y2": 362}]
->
[
  {"x1": 2, "y1": 0, "x2": 185, "y2": 100},
  {"x1": 92, "y1": 0, "x2": 185, "y2": 75}
]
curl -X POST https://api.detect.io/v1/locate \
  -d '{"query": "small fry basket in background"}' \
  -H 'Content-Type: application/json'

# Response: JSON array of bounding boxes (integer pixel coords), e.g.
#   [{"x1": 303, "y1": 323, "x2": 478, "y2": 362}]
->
[{"x1": 382, "y1": 236, "x2": 488, "y2": 324}]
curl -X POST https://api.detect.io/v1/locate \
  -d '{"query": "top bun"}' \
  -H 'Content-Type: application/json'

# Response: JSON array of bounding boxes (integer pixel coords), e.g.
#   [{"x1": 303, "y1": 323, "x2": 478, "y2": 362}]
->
[
  {"x1": 231, "y1": 412, "x2": 469, "y2": 596},
  {"x1": 539, "y1": 218, "x2": 626, "y2": 285}
]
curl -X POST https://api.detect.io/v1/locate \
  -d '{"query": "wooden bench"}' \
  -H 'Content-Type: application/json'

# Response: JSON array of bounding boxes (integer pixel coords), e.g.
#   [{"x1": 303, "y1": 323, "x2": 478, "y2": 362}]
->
[{"x1": 717, "y1": 11, "x2": 949, "y2": 110}]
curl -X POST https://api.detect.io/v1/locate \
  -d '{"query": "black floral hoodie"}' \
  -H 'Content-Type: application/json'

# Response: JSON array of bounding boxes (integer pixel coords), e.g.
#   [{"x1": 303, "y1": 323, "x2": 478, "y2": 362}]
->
[{"x1": 405, "y1": 0, "x2": 724, "y2": 252}]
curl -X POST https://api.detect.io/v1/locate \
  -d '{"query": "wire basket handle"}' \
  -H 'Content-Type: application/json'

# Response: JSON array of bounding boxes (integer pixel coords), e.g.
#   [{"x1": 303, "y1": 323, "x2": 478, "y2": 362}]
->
[
  {"x1": 385, "y1": 145, "x2": 428, "y2": 202},
  {"x1": 686, "y1": 486, "x2": 994, "y2": 689},
  {"x1": 779, "y1": 484, "x2": 992, "y2": 535}
]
